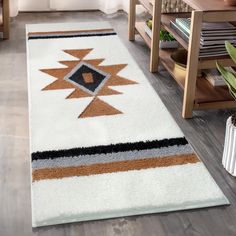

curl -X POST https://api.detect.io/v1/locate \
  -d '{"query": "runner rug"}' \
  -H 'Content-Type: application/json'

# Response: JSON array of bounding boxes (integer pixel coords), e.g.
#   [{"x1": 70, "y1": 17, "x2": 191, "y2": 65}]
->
[{"x1": 26, "y1": 22, "x2": 229, "y2": 227}]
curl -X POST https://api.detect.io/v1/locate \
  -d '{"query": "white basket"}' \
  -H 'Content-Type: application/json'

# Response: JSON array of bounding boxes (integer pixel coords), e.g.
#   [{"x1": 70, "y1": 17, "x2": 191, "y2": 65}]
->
[
  {"x1": 161, "y1": 0, "x2": 192, "y2": 12},
  {"x1": 222, "y1": 116, "x2": 236, "y2": 176}
]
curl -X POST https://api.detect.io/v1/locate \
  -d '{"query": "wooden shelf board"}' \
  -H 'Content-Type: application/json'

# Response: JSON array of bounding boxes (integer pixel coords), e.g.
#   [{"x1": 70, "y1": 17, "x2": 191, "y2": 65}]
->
[
  {"x1": 182, "y1": 0, "x2": 236, "y2": 12},
  {"x1": 139, "y1": 0, "x2": 153, "y2": 15},
  {"x1": 198, "y1": 57, "x2": 235, "y2": 69},
  {"x1": 195, "y1": 78, "x2": 235, "y2": 104},
  {"x1": 135, "y1": 21, "x2": 151, "y2": 48},
  {"x1": 194, "y1": 100, "x2": 236, "y2": 110},
  {"x1": 159, "y1": 49, "x2": 235, "y2": 104}
]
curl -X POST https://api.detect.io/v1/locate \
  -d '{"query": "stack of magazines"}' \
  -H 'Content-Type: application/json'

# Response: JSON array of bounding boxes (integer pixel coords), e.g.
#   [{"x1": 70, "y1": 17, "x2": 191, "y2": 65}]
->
[
  {"x1": 170, "y1": 18, "x2": 236, "y2": 58},
  {"x1": 203, "y1": 67, "x2": 235, "y2": 87}
]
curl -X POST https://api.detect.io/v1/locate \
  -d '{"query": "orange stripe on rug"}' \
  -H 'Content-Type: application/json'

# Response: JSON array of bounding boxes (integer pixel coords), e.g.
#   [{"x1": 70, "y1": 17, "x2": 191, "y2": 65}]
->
[
  {"x1": 28, "y1": 28, "x2": 115, "y2": 36},
  {"x1": 32, "y1": 154, "x2": 199, "y2": 181}
]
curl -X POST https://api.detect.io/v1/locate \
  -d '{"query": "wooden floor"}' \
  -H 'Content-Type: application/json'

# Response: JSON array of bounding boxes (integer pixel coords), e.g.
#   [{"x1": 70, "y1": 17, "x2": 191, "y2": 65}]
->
[{"x1": 0, "y1": 11, "x2": 236, "y2": 236}]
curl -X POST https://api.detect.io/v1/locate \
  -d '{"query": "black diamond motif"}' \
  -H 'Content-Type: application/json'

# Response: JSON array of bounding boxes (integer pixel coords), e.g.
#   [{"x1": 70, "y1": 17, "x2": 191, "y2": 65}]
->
[{"x1": 66, "y1": 63, "x2": 107, "y2": 93}]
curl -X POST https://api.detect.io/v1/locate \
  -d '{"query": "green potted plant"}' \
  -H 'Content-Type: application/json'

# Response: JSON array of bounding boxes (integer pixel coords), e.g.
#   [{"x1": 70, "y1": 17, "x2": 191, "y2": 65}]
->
[
  {"x1": 217, "y1": 41, "x2": 236, "y2": 176},
  {"x1": 145, "y1": 19, "x2": 178, "y2": 49}
]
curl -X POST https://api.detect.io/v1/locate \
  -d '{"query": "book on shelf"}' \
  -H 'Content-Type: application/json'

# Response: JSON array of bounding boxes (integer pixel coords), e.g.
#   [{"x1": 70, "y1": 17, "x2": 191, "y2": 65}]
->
[
  {"x1": 175, "y1": 18, "x2": 191, "y2": 35},
  {"x1": 203, "y1": 67, "x2": 235, "y2": 86},
  {"x1": 201, "y1": 31, "x2": 236, "y2": 36},
  {"x1": 175, "y1": 18, "x2": 236, "y2": 34},
  {"x1": 201, "y1": 22, "x2": 236, "y2": 31},
  {"x1": 170, "y1": 20, "x2": 189, "y2": 42},
  {"x1": 170, "y1": 18, "x2": 236, "y2": 57},
  {"x1": 199, "y1": 52, "x2": 228, "y2": 58},
  {"x1": 200, "y1": 39, "x2": 236, "y2": 46}
]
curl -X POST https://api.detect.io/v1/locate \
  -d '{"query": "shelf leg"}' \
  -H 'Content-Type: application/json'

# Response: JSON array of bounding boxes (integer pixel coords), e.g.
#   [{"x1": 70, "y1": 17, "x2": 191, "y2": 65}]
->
[
  {"x1": 3, "y1": 0, "x2": 10, "y2": 39},
  {"x1": 128, "y1": 0, "x2": 136, "y2": 41},
  {"x1": 150, "y1": 0, "x2": 162, "y2": 72},
  {"x1": 182, "y1": 11, "x2": 203, "y2": 118}
]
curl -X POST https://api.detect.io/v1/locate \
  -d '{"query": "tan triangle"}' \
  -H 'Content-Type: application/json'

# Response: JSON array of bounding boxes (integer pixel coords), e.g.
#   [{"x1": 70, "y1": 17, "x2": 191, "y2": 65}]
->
[
  {"x1": 63, "y1": 49, "x2": 93, "y2": 59},
  {"x1": 97, "y1": 86, "x2": 122, "y2": 96},
  {"x1": 83, "y1": 59, "x2": 105, "y2": 66},
  {"x1": 106, "y1": 75, "x2": 137, "y2": 86},
  {"x1": 42, "y1": 79, "x2": 75, "y2": 91},
  {"x1": 66, "y1": 88, "x2": 92, "y2": 99},
  {"x1": 59, "y1": 58, "x2": 104, "y2": 70},
  {"x1": 59, "y1": 60, "x2": 81, "y2": 68},
  {"x1": 98, "y1": 64, "x2": 127, "y2": 75},
  {"x1": 79, "y1": 98, "x2": 122, "y2": 118},
  {"x1": 40, "y1": 68, "x2": 71, "y2": 79}
]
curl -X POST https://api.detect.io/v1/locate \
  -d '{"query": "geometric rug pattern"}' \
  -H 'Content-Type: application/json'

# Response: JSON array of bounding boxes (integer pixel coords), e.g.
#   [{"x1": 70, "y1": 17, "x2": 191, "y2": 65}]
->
[{"x1": 40, "y1": 48, "x2": 137, "y2": 118}]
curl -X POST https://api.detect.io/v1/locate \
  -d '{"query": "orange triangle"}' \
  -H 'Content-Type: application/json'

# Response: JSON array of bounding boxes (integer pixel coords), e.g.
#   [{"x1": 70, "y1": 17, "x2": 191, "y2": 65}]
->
[
  {"x1": 63, "y1": 49, "x2": 93, "y2": 59},
  {"x1": 40, "y1": 68, "x2": 71, "y2": 79},
  {"x1": 83, "y1": 59, "x2": 105, "y2": 66},
  {"x1": 106, "y1": 75, "x2": 137, "y2": 86},
  {"x1": 42, "y1": 79, "x2": 75, "y2": 91},
  {"x1": 97, "y1": 86, "x2": 122, "y2": 96},
  {"x1": 59, "y1": 58, "x2": 104, "y2": 70},
  {"x1": 66, "y1": 88, "x2": 92, "y2": 99},
  {"x1": 98, "y1": 64, "x2": 128, "y2": 75},
  {"x1": 79, "y1": 98, "x2": 122, "y2": 118},
  {"x1": 59, "y1": 60, "x2": 81, "y2": 68}
]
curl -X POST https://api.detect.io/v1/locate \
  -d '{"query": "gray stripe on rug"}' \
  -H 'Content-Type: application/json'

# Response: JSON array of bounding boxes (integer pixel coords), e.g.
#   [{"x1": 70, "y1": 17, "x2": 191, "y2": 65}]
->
[{"x1": 32, "y1": 144, "x2": 193, "y2": 169}]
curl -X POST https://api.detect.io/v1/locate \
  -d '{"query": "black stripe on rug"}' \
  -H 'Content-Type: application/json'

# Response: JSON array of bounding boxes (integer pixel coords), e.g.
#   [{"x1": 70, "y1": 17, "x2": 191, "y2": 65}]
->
[
  {"x1": 31, "y1": 137, "x2": 188, "y2": 161},
  {"x1": 28, "y1": 32, "x2": 117, "y2": 40}
]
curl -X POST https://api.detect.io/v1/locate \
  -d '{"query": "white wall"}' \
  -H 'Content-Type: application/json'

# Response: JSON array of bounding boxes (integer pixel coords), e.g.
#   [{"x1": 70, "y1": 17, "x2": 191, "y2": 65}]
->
[
  {"x1": 18, "y1": 0, "x2": 129, "y2": 13},
  {"x1": 19, "y1": 0, "x2": 50, "y2": 11},
  {"x1": 50, "y1": 0, "x2": 101, "y2": 11}
]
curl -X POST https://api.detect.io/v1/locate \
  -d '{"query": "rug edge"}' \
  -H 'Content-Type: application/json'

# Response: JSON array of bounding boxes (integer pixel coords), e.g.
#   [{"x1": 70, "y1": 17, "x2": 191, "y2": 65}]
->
[{"x1": 32, "y1": 197, "x2": 229, "y2": 227}]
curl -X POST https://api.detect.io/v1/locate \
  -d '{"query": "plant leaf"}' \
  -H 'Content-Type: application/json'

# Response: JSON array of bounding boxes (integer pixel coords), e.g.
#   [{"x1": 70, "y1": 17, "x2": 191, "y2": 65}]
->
[
  {"x1": 216, "y1": 62, "x2": 236, "y2": 99},
  {"x1": 225, "y1": 41, "x2": 236, "y2": 64}
]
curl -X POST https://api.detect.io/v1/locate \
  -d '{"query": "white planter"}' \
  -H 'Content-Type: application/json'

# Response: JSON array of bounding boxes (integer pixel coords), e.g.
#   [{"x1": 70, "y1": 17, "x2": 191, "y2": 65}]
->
[
  {"x1": 222, "y1": 116, "x2": 236, "y2": 176},
  {"x1": 159, "y1": 40, "x2": 179, "y2": 49},
  {"x1": 144, "y1": 25, "x2": 178, "y2": 49}
]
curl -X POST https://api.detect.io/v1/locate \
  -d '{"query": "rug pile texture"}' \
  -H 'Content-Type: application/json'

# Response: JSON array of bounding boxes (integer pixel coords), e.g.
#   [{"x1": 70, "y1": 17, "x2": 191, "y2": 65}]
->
[{"x1": 26, "y1": 22, "x2": 229, "y2": 227}]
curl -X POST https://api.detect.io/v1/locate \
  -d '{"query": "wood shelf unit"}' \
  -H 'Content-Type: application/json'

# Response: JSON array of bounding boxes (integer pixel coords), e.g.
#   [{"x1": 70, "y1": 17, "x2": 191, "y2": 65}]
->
[
  {"x1": 129, "y1": 0, "x2": 236, "y2": 118},
  {"x1": 136, "y1": 21, "x2": 235, "y2": 109}
]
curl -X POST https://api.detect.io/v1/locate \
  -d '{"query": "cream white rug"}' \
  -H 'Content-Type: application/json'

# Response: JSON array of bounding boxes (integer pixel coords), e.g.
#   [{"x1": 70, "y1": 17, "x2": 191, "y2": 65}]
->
[{"x1": 26, "y1": 22, "x2": 229, "y2": 227}]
